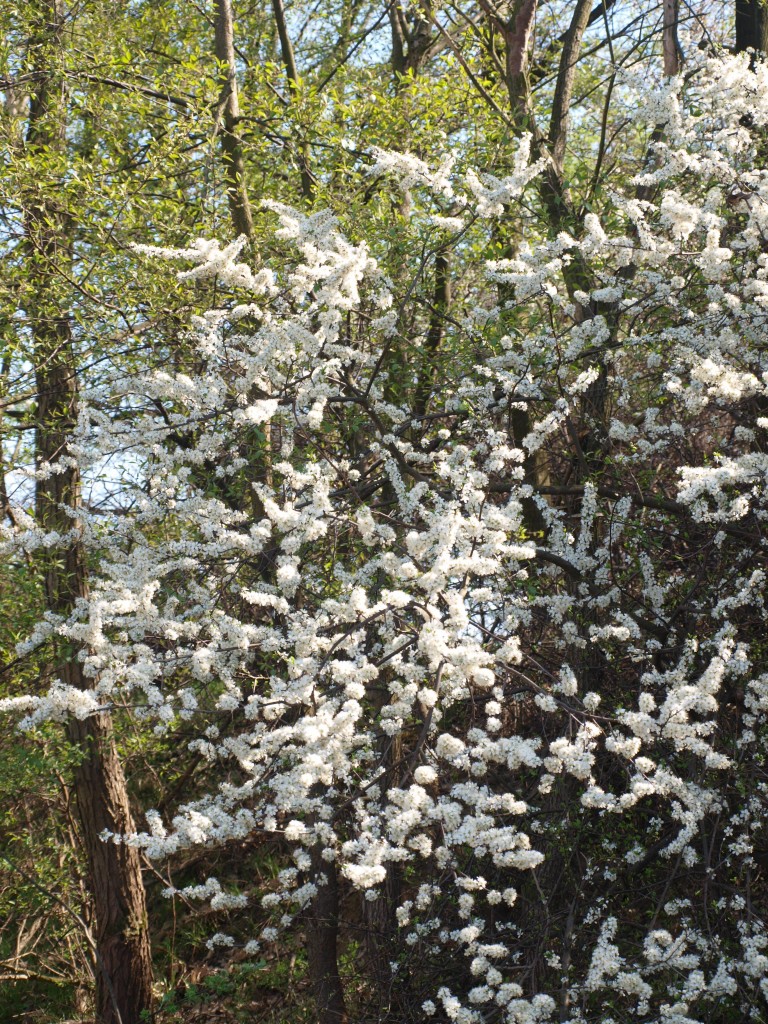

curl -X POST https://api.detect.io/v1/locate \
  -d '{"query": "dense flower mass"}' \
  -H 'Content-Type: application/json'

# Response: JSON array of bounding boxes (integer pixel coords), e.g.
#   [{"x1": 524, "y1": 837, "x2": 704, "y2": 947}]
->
[{"x1": 3, "y1": 52, "x2": 768, "y2": 1023}]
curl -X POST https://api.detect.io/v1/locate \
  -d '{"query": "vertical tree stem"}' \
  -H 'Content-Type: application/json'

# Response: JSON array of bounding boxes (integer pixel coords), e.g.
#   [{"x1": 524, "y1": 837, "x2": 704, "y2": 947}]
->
[
  {"x1": 25, "y1": 4, "x2": 154, "y2": 1021},
  {"x1": 215, "y1": 0, "x2": 255, "y2": 240}
]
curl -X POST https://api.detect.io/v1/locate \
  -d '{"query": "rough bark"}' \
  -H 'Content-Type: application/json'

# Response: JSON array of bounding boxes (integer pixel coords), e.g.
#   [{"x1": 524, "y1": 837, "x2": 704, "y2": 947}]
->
[
  {"x1": 477, "y1": 0, "x2": 539, "y2": 120},
  {"x1": 389, "y1": 0, "x2": 438, "y2": 83},
  {"x1": 215, "y1": 0, "x2": 255, "y2": 240},
  {"x1": 25, "y1": 4, "x2": 153, "y2": 1022},
  {"x1": 307, "y1": 843, "x2": 348, "y2": 1024},
  {"x1": 662, "y1": 0, "x2": 682, "y2": 77},
  {"x1": 506, "y1": 0, "x2": 537, "y2": 79},
  {"x1": 65, "y1": 715, "x2": 155, "y2": 1024},
  {"x1": 735, "y1": 0, "x2": 768, "y2": 53},
  {"x1": 389, "y1": 0, "x2": 407, "y2": 76}
]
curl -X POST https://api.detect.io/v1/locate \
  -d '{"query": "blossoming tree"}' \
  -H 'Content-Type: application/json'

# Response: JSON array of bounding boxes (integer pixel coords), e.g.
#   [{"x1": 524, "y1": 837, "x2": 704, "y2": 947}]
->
[{"x1": 3, "y1": 45, "x2": 768, "y2": 1024}]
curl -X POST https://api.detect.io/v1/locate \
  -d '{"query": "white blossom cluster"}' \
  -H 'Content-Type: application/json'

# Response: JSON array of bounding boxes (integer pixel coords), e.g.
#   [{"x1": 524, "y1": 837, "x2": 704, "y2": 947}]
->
[{"x1": 3, "y1": 52, "x2": 768, "y2": 1024}]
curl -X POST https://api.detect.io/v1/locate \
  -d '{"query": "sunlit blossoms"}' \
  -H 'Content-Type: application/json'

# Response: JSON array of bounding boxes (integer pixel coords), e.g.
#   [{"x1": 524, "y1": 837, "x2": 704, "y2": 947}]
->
[{"x1": 3, "y1": 52, "x2": 768, "y2": 1023}]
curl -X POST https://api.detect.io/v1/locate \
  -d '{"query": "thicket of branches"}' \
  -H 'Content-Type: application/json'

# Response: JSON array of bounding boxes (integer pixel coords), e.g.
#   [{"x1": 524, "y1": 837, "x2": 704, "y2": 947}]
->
[{"x1": 1, "y1": 2, "x2": 767, "y2": 1023}]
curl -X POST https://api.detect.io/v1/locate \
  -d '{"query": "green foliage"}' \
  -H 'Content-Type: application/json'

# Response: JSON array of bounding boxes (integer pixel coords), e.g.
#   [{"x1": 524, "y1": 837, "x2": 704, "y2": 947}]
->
[{"x1": 1, "y1": 1, "x2": 756, "y2": 1021}]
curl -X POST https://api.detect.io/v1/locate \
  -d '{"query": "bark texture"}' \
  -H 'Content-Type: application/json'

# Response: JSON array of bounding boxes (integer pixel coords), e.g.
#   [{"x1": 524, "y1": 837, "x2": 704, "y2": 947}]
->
[
  {"x1": 389, "y1": 0, "x2": 438, "y2": 82},
  {"x1": 307, "y1": 843, "x2": 348, "y2": 1024},
  {"x1": 662, "y1": 0, "x2": 682, "y2": 77},
  {"x1": 735, "y1": 0, "x2": 768, "y2": 53},
  {"x1": 26, "y1": 4, "x2": 153, "y2": 1022},
  {"x1": 215, "y1": 0, "x2": 255, "y2": 239}
]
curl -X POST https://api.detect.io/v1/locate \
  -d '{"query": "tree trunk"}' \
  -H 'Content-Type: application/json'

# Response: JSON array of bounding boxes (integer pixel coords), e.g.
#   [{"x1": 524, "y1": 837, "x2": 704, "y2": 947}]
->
[
  {"x1": 662, "y1": 0, "x2": 682, "y2": 77},
  {"x1": 307, "y1": 842, "x2": 348, "y2": 1024},
  {"x1": 25, "y1": 4, "x2": 154, "y2": 1022},
  {"x1": 272, "y1": 0, "x2": 315, "y2": 199},
  {"x1": 734, "y1": 3, "x2": 768, "y2": 164},
  {"x1": 213, "y1": 0, "x2": 275, "y2": 500},
  {"x1": 214, "y1": 0, "x2": 255, "y2": 239},
  {"x1": 66, "y1": 715, "x2": 155, "y2": 1024},
  {"x1": 735, "y1": 0, "x2": 768, "y2": 53}
]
